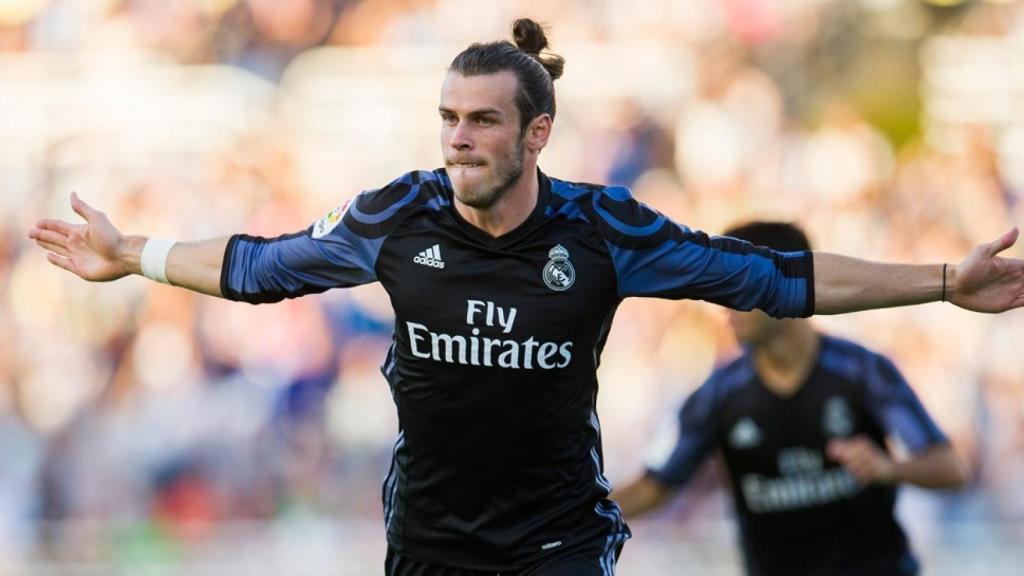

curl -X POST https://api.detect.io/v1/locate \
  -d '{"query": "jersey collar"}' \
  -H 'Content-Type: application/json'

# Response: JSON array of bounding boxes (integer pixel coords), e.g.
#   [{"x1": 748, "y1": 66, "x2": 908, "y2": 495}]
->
[{"x1": 442, "y1": 167, "x2": 553, "y2": 249}]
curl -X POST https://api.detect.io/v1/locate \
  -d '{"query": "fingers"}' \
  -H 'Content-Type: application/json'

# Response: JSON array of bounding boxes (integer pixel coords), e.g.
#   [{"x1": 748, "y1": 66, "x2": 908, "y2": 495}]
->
[
  {"x1": 986, "y1": 227, "x2": 1020, "y2": 258},
  {"x1": 28, "y1": 228, "x2": 68, "y2": 248},
  {"x1": 827, "y1": 437, "x2": 893, "y2": 484},
  {"x1": 32, "y1": 218, "x2": 77, "y2": 236},
  {"x1": 46, "y1": 253, "x2": 77, "y2": 275},
  {"x1": 36, "y1": 240, "x2": 71, "y2": 259},
  {"x1": 70, "y1": 192, "x2": 99, "y2": 223},
  {"x1": 845, "y1": 466, "x2": 874, "y2": 485},
  {"x1": 33, "y1": 217, "x2": 77, "y2": 235},
  {"x1": 826, "y1": 440, "x2": 845, "y2": 460},
  {"x1": 826, "y1": 437, "x2": 864, "y2": 459},
  {"x1": 832, "y1": 448, "x2": 873, "y2": 482}
]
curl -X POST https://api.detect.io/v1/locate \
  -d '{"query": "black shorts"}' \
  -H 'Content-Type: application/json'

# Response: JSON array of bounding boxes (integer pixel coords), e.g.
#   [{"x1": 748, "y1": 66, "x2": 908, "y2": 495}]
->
[{"x1": 384, "y1": 543, "x2": 624, "y2": 576}]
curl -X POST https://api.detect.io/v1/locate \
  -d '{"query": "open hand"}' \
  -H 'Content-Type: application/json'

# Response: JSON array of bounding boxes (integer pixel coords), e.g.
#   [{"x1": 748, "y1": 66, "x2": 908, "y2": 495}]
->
[
  {"x1": 953, "y1": 227, "x2": 1024, "y2": 313},
  {"x1": 27, "y1": 193, "x2": 129, "y2": 282}
]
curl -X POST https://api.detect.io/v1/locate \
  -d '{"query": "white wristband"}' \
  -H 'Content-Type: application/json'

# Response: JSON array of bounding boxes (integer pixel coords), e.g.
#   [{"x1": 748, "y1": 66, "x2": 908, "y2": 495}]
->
[{"x1": 140, "y1": 238, "x2": 177, "y2": 285}]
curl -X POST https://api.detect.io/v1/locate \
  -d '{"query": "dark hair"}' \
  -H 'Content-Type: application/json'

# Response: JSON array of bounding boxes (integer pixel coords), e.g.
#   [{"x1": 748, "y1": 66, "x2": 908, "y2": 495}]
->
[
  {"x1": 722, "y1": 221, "x2": 812, "y2": 252},
  {"x1": 448, "y1": 18, "x2": 565, "y2": 133}
]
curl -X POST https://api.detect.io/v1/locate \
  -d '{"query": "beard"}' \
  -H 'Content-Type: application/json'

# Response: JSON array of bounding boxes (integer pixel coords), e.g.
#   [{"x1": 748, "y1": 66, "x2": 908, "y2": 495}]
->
[{"x1": 451, "y1": 137, "x2": 525, "y2": 210}]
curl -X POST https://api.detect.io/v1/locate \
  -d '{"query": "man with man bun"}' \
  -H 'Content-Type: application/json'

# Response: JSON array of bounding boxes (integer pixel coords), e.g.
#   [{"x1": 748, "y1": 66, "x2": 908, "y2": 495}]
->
[{"x1": 28, "y1": 18, "x2": 1024, "y2": 576}]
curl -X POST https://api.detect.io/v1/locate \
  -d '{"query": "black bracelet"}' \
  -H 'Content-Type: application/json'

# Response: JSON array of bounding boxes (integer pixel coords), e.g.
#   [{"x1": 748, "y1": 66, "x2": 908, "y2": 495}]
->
[{"x1": 941, "y1": 263, "x2": 947, "y2": 302}]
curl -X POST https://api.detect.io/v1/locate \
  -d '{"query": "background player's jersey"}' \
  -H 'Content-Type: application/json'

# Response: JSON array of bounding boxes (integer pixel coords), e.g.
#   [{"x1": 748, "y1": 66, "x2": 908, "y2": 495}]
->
[
  {"x1": 647, "y1": 335, "x2": 949, "y2": 576},
  {"x1": 221, "y1": 168, "x2": 813, "y2": 570}
]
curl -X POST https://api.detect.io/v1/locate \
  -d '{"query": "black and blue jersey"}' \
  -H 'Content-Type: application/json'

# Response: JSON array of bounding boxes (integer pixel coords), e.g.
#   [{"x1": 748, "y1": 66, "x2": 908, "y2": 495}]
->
[
  {"x1": 220, "y1": 168, "x2": 814, "y2": 571},
  {"x1": 647, "y1": 335, "x2": 948, "y2": 576}
]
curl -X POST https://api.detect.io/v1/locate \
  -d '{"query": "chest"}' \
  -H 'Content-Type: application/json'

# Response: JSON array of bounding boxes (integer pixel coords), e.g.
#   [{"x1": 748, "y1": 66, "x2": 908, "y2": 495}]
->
[
  {"x1": 375, "y1": 215, "x2": 620, "y2": 346},
  {"x1": 716, "y1": 379, "x2": 878, "y2": 475}
]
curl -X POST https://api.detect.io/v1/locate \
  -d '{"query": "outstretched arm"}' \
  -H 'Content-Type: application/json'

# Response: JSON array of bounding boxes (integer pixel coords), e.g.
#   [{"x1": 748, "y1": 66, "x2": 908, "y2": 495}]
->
[
  {"x1": 28, "y1": 193, "x2": 228, "y2": 297},
  {"x1": 814, "y1": 227, "x2": 1024, "y2": 314}
]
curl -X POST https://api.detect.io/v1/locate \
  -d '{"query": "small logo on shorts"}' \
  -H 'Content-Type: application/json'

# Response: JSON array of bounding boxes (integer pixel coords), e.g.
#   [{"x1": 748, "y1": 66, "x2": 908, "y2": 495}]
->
[
  {"x1": 541, "y1": 540, "x2": 563, "y2": 551},
  {"x1": 543, "y1": 244, "x2": 575, "y2": 291}
]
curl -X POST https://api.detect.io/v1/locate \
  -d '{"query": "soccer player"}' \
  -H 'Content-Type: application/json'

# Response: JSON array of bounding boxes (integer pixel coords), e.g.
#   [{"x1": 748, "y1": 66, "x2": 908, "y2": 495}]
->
[
  {"x1": 27, "y1": 18, "x2": 1023, "y2": 576},
  {"x1": 611, "y1": 221, "x2": 970, "y2": 576}
]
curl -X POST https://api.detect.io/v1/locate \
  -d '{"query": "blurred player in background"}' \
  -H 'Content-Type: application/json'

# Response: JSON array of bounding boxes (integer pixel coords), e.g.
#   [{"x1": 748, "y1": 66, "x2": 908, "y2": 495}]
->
[
  {"x1": 612, "y1": 221, "x2": 970, "y2": 576},
  {"x1": 27, "y1": 17, "x2": 1022, "y2": 576}
]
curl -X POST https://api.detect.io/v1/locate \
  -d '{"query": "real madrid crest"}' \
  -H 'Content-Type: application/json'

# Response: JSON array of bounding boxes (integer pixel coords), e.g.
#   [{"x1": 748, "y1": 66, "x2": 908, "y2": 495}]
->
[
  {"x1": 543, "y1": 244, "x2": 575, "y2": 292},
  {"x1": 822, "y1": 396, "x2": 854, "y2": 437}
]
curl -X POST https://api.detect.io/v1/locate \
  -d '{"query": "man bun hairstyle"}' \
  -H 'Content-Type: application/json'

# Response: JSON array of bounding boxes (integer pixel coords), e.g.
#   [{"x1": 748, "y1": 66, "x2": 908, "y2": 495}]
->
[
  {"x1": 449, "y1": 18, "x2": 565, "y2": 133},
  {"x1": 511, "y1": 18, "x2": 565, "y2": 79}
]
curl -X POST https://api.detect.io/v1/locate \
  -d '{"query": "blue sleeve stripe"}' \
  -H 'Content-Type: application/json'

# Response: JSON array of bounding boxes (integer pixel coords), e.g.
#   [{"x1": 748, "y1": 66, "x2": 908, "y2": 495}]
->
[
  {"x1": 349, "y1": 183, "x2": 422, "y2": 225},
  {"x1": 222, "y1": 227, "x2": 382, "y2": 304},
  {"x1": 592, "y1": 192, "x2": 669, "y2": 236},
  {"x1": 549, "y1": 178, "x2": 590, "y2": 200},
  {"x1": 221, "y1": 170, "x2": 442, "y2": 304},
  {"x1": 821, "y1": 339, "x2": 948, "y2": 453},
  {"x1": 425, "y1": 194, "x2": 450, "y2": 211},
  {"x1": 860, "y1": 350, "x2": 947, "y2": 452},
  {"x1": 608, "y1": 237, "x2": 812, "y2": 318},
  {"x1": 551, "y1": 177, "x2": 814, "y2": 316},
  {"x1": 220, "y1": 233, "x2": 242, "y2": 300},
  {"x1": 887, "y1": 407, "x2": 947, "y2": 453},
  {"x1": 436, "y1": 168, "x2": 452, "y2": 190}
]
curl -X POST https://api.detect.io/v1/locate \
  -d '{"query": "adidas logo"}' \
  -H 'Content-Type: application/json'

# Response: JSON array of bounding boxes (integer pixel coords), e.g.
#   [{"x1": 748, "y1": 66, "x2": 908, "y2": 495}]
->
[{"x1": 413, "y1": 244, "x2": 445, "y2": 269}]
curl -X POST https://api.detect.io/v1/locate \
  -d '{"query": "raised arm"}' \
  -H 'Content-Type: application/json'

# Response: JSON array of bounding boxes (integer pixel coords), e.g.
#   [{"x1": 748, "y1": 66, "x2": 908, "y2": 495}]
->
[
  {"x1": 814, "y1": 227, "x2": 1024, "y2": 314},
  {"x1": 28, "y1": 193, "x2": 228, "y2": 296},
  {"x1": 29, "y1": 180, "x2": 410, "y2": 303}
]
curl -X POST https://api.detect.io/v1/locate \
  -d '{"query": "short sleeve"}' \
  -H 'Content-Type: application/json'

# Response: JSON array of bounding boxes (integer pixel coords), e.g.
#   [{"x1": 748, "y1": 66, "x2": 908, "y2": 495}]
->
[
  {"x1": 862, "y1": 351, "x2": 948, "y2": 454},
  {"x1": 645, "y1": 378, "x2": 720, "y2": 487}
]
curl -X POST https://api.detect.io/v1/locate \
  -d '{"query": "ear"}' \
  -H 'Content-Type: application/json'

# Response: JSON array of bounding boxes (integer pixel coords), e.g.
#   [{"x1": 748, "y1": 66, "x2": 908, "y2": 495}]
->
[{"x1": 524, "y1": 114, "x2": 553, "y2": 153}]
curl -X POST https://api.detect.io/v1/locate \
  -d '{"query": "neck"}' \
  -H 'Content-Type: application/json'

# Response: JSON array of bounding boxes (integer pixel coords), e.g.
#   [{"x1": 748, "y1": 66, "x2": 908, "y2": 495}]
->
[
  {"x1": 753, "y1": 321, "x2": 819, "y2": 396},
  {"x1": 454, "y1": 166, "x2": 540, "y2": 238}
]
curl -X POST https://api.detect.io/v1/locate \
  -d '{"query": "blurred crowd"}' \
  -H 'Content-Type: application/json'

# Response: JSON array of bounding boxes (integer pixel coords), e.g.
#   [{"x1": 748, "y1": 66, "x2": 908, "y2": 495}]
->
[{"x1": 2, "y1": 0, "x2": 1024, "y2": 573}]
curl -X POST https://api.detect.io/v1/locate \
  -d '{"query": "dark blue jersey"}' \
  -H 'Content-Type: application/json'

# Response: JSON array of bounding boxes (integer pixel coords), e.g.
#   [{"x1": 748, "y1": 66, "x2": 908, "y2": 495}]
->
[
  {"x1": 646, "y1": 335, "x2": 948, "y2": 576},
  {"x1": 221, "y1": 169, "x2": 814, "y2": 570}
]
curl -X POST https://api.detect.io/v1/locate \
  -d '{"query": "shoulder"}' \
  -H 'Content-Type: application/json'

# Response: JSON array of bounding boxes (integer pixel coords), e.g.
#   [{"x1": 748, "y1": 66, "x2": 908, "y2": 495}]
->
[
  {"x1": 710, "y1": 352, "x2": 756, "y2": 394},
  {"x1": 322, "y1": 169, "x2": 450, "y2": 240},
  {"x1": 817, "y1": 334, "x2": 899, "y2": 384},
  {"x1": 349, "y1": 169, "x2": 448, "y2": 221},
  {"x1": 688, "y1": 352, "x2": 755, "y2": 409},
  {"x1": 547, "y1": 176, "x2": 690, "y2": 249}
]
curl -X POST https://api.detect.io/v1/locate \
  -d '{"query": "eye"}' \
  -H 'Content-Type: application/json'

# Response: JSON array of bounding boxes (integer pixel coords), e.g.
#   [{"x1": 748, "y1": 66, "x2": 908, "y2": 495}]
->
[
  {"x1": 440, "y1": 112, "x2": 457, "y2": 124},
  {"x1": 476, "y1": 117, "x2": 494, "y2": 126}
]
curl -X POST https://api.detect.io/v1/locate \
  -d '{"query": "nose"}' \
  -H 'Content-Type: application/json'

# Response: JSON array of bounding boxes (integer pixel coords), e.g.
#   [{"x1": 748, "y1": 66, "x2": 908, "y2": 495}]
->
[{"x1": 448, "y1": 120, "x2": 472, "y2": 151}]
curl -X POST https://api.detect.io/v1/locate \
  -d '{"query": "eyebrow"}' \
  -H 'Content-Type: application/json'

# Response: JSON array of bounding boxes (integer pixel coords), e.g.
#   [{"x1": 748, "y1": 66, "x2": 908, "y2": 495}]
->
[{"x1": 438, "y1": 107, "x2": 504, "y2": 118}]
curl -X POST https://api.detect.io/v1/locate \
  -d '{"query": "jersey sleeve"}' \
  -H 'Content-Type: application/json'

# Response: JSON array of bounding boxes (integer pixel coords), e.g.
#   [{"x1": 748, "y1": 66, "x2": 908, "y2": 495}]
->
[
  {"x1": 644, "y1": 377, "x2": 720, "y2": 487},
  {"x1": 221, "y1": 170, "x2": 434, "y2": 304},
  {"x1": 589, "y1": 186, "x2": 814, "y2": 318},
  {"x1": 862, "y1": 350, "x2": 949, "y2": 454}
]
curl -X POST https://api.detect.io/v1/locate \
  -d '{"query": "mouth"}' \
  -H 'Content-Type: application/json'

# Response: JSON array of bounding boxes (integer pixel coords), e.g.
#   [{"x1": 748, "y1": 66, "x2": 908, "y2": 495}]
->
[{"x1": 449, "y1": 162, "x2": 484, "y2": 169}]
